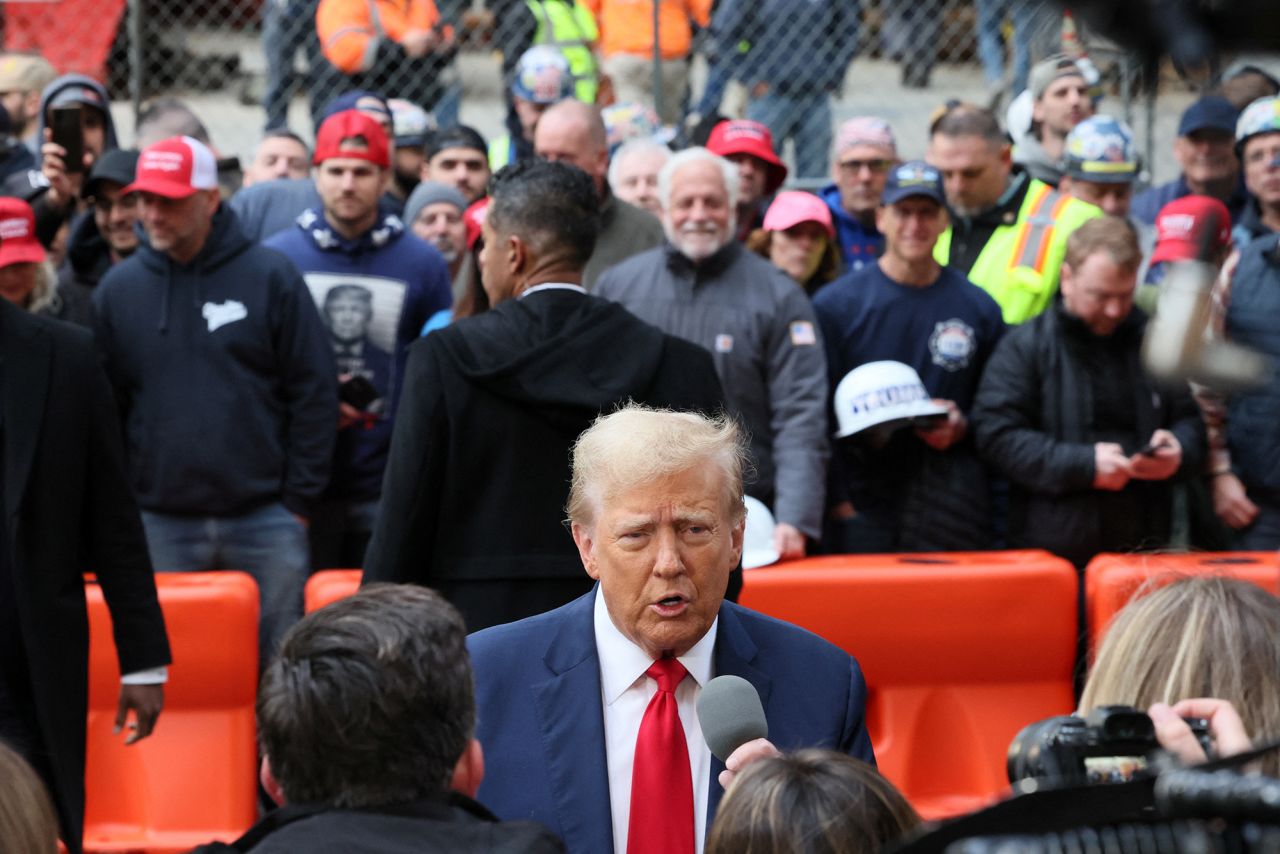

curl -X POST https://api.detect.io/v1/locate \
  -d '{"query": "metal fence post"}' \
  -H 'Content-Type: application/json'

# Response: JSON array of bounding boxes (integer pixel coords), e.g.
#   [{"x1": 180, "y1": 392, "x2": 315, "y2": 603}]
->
[
  {"x1": 129, "y1": 0, "x2": 143, "y2": 126},
  {"x1": 652, "y1": 0, "x2": 662, "y2": 121}
]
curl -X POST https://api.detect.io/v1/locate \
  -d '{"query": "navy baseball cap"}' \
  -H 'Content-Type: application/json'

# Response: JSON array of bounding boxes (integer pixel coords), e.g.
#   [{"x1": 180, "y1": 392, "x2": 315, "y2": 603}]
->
[
  {"x1": 1178, "y1": 96, "x2": 1239, "y2": 137},
  {"x1": 881, "y1": 160, "x2": 944, "y2": 205}
]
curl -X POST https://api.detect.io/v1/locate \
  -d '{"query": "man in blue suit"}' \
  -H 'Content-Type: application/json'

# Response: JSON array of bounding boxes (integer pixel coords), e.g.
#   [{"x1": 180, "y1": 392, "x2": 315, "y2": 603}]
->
[{"x1": 468, "y1": 405, "x2": 874, "y2": 854}]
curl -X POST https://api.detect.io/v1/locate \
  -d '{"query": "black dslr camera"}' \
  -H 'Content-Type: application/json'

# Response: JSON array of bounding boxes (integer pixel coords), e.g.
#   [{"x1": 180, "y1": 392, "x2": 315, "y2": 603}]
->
[{"x1": 1008, "y1": 705, "x2": 1212, "y2": 786}]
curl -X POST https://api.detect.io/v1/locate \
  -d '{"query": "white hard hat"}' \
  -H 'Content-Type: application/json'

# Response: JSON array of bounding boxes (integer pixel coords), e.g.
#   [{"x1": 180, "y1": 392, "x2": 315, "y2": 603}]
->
[
  {"x1": 742, "y1": 496, "x2": 779, "y2": 569},
  {"x1": 1006, "y1": 89, "x2": 1034, "y2": 146},
  {"x1": 833, "y1": 361, "x2": 947, "y2": 439}
]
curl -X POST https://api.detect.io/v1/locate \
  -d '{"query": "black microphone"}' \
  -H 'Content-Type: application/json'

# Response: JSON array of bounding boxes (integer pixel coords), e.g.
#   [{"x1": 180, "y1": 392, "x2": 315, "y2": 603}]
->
[{"x1": 697, "y1": 675, "x2": 768, "y2": 763}]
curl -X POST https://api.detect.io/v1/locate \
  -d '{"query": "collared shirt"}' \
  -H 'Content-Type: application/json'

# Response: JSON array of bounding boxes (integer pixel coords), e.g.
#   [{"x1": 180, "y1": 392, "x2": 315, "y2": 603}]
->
[
  {"x1": 519, "y1": 283, "x2": 588, "y2": 299},
  {"x1": 594, "y1": 587, "x2": 716, "y2": 854}
]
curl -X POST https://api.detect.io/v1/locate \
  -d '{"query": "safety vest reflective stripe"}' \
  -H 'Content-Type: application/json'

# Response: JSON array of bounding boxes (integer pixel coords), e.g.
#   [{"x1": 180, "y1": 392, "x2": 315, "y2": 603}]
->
[
  {"x1": 1007, "y1": 183, "x2": 1052, "y2": 275},
  {"x1": 1013, "y1": 186, "x2": 1072, "y2": 273}
]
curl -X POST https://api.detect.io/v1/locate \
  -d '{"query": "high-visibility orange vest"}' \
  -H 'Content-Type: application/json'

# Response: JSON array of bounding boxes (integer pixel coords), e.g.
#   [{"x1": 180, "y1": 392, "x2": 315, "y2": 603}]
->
[{"x1": 317, "y1": 0, "x2": 442, "y2": 74}]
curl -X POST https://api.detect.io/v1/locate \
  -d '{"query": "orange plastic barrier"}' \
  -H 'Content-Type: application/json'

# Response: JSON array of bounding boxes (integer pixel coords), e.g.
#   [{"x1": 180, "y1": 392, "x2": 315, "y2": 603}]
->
[
  {"x1": 1084, "y1": 552, "x2": 1280, "y2": 657},
  {"x1": 304, "y1": 569, "x2": 363, "y2": 613},
  {"x1": 83, "y1": 572, "x2": 260, "y2": 853},
  {"x1": 739, "y1": 551, "x2": 1078, "y2": 820}
]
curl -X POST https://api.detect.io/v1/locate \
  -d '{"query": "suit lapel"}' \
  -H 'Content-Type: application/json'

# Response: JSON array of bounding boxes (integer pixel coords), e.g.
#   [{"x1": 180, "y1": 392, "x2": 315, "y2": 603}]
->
[
  {"x1": 531, "y1": 591, "x2": 615, "y2": 854},
  {"x1": 1, "y1": 303, "x2": 50, "y2": 521},
  {"x1": 707, "y1": 602, "x2": 773, "y2": 826}
]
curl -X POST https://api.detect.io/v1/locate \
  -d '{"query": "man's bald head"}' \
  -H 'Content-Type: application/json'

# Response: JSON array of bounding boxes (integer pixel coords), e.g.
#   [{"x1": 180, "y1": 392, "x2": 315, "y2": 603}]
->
[{"x1": 534, "y1": 99, "x2": 610, "y2": 193}]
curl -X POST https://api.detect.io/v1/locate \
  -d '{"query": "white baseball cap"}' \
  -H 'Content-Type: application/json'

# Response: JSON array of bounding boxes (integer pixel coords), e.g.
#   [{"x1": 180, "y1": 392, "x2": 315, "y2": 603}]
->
[
  {"x1": 833, "y1": 361, "x2": 947, "y2": 439},
  {"x1": 742, "y1": 496, "x2": 779, "y2": 569}
]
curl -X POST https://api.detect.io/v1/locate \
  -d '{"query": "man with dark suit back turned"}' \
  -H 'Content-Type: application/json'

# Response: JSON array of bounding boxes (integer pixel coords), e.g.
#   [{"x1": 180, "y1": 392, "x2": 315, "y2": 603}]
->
[
  {"x1": 468, "y1": 405, "x2": 875, "y2": 854},
  {"x1": 0, "y1": 298, "x2": 170, "y2": 854},
  {"x1": 363, "y1": 160, "x2": 724, "y2": 632}
]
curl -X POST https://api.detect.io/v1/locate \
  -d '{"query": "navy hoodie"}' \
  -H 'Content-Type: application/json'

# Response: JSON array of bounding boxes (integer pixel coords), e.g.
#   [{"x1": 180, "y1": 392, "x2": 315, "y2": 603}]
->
[
  {"x1": 264, "y1": 208, "x2": 451, "y2": 501},
  {"x1": 93, "y1": 205, "x2": 338, "y2": 517}
]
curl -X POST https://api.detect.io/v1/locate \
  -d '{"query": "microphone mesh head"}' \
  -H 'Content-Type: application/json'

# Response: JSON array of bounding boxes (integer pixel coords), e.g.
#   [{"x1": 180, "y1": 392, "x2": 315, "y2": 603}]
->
[{"x1": 697, "y1": 675, "x2": 768, "y2": 763}]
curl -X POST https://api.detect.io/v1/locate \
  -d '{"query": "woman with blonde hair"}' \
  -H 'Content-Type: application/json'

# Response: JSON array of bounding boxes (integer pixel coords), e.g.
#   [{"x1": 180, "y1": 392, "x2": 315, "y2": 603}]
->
[
  {"x1": 0, "y1": 741, "x2": 60, "y2": 853},
  {"x1": 1079, "y1": 575, "x2": 1280, "y2": 774},
  {"x1": 707, "y1": 750, "x2": 920, "y2": 854}
]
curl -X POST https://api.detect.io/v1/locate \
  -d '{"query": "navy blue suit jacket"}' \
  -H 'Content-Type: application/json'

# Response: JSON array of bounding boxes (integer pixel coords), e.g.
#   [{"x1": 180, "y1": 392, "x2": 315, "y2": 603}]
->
[{"x1": 468, "y1": 589, "x2": 875, "y2": 853}]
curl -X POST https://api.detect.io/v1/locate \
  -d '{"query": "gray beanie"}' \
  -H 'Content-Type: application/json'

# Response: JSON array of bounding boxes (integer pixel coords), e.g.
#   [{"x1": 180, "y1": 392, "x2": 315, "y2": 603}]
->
[{"x1": 404, "y1": 181, "x2": 468, "y2": 228}]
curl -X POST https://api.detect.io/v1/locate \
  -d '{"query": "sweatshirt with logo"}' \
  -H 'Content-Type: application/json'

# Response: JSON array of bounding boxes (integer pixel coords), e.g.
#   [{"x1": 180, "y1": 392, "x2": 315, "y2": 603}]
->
[
  {"x1": 264, "y1": 208, "x2": 451, "y2": 501},
  {"x1": 93, "y1": 205, "x2": 338, "y2": 518}
]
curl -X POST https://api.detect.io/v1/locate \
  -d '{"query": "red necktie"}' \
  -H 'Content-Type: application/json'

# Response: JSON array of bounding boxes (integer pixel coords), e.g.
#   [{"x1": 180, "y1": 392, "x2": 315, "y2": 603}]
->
[{"x1": 627, "y1": 658, "x2": 696, "y2": 854}]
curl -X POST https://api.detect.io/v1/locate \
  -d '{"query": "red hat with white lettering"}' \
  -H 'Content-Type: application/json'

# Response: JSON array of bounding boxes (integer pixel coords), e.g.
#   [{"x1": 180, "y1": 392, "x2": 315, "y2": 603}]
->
[
  {"x1": 706, "y1": 119, "x2": 788, "y2": 194},
  {"x1": 122, "y1": 135, "x2": 219, "y2": 199},
  {"x1": 1151, "y1": 195, "x2": 1232, "y2": 265},
  {"x1": 0, "y1": 197, "x2": 46, "y2": 267}
]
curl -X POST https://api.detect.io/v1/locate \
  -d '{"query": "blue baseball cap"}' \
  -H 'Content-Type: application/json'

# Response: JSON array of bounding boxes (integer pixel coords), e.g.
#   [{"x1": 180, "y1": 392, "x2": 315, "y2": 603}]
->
[
  {"x1": 1063, "y1": 115, "x2": 1139, "y2": 184},
  {"x1": 881, "y1": 160, "x2": 944, "y2": 206},
  {"x1": 1178, "y1": 96, "x2": 1239, "y2": 137}
]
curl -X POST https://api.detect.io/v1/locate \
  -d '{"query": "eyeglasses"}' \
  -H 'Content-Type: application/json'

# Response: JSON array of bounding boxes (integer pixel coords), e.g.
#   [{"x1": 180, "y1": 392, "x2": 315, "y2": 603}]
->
[{"x1": 839, "y1": 159, "x2": 892, "y2": 175}]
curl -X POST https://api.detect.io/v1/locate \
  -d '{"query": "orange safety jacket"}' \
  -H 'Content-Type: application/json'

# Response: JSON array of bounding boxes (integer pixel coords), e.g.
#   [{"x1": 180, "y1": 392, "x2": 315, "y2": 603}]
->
[
  {"x1": 582, "y1": 0, "x2": 711, "y2": 60},
  {"x1": 317, "y1": 0, "x2": 444, "y2": 74}
]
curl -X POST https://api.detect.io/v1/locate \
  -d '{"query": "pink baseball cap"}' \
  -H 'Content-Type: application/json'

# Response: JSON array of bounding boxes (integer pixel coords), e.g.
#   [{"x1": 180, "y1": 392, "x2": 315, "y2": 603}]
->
[
  {"x1": 0, "y1": 197, "x2": 46, "y2": 268},
  {"x1": 706, "y1": 120, "x2": 788, "y2": 194},
  {"x1": 763, "y1": 191, "x2": 834, "y2": 238},
  {"x1": 1151, "y1": 195, "x2": 1232, "y2": 265},
  {"x1": 122, "y1": 135, "x2": 219, "y2": 199},
  {"x1": 834, "y1": 117, "x2": 897, "y2": 158}
]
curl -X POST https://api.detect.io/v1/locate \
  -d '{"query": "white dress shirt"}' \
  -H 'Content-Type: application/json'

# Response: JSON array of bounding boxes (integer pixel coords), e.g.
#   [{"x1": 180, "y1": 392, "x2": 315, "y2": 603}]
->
[{"x1": 594, "y1": 587, "x2": 716, "y2": 854}]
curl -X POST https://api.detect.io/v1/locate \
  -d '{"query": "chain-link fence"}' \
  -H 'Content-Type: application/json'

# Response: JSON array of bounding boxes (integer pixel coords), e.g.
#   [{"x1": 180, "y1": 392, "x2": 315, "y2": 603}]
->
[{"x1": 0, "y1": 0, "x2": 1242, "y2": 185}]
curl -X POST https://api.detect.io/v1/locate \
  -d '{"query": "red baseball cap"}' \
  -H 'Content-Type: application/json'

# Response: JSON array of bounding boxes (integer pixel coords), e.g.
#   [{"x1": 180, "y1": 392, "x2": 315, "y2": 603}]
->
[
  {"x1": 706, "y1": 120, "x2": 788, "y2": 195},
  {"x1": 464, "y1": 196, "x2": 490, "y2": 251},
  {"x1": 122, "y1": 136, "x2": 219, "y2": 199},
  {"x1": 0, "y1": 197, "x2": 47, "y2": 268},
  {"x1": 314, "y1": 109, "x2": 391, "y2": 168},
  {"x1": 1151, "y1": 195, "x2": 1232, "y2": 265}
]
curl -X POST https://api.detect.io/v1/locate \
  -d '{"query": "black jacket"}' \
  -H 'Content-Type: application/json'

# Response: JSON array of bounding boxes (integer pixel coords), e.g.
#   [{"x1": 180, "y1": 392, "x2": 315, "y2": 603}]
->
[
  {"x1": 0, "y1": 300, "x2": 170, "y2": 853},
  {"x1": 93, "y1": 206, "x2": 337, "y2": 517},
  {"x1": 362, "y1": 288, "x2": 724, "y2": 629},
  {"x1": 190, "y1": 793, "x2": 564, "y2": 853},
  {"x1": 972, "y1": 304, "x2": 1206, "y2": 566}
]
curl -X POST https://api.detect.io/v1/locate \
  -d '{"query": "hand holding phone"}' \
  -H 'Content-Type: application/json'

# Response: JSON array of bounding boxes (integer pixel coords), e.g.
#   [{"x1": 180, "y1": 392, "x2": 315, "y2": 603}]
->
[{"x1": 50, "y1": 104, "x2": 84, "y2": 174}]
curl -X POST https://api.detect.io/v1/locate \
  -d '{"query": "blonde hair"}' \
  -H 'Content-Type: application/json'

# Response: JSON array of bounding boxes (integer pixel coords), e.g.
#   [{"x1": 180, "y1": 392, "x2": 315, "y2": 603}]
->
[
  {"x1": 1080, "y1": 575, "x2": 1280, "y2": 775},
  {"x1": 0, "y1": 741, "x2": 59, "y2": 854},
  {"x1": 566, "y1": 404, "x2": 746, "y2": 527},
  {"x1": 707, "y1": 750, "x2": 920, "y2": 854}
]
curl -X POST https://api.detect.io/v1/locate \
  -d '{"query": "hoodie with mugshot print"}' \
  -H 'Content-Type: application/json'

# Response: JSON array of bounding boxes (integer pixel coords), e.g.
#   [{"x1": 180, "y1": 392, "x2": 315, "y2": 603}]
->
[{"x1": 93, "y1": 204, "x2": 338, "y2": 518}]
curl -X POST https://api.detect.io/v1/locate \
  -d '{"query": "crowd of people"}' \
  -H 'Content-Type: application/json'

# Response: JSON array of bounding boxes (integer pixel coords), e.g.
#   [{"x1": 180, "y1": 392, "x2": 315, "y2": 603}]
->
[{"x1": 0, "y1": 9, "x2": 1279, "y2": 853}]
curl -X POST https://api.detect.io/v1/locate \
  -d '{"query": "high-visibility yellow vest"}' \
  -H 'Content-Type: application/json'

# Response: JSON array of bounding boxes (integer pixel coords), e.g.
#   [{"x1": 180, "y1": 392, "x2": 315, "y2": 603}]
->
[
  {"x1": 935, "y1": 179, "x2": 1103, "y2": 324},
  {"x1": 527, "y1": 0, "x2": 599, "y2": 103},
  {"x1": 489, "y1": 135, "x2": 514, "y2": 171}
]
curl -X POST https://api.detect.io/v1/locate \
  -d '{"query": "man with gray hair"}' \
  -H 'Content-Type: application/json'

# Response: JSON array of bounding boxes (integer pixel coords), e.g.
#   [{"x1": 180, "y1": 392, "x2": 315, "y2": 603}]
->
[
  {"x1": 595, "y1": 147, "x2": 829, "y2": 561},
  {"x1": 469, "y1": 404, "x2": 874, "y2": 854},
  {"x1": 363, "y1": 159, "x2": 723, "y2": 632},
  {"x1": 608, "y1": 138, "x2": 670, "y2": 218},
  {"x1": 193, "y1": 584, "x2": 563, "y2": 852}
]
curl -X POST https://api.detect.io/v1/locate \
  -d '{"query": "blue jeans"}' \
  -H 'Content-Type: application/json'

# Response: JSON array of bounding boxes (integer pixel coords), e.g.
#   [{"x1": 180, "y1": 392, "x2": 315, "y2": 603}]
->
[
  {"x1": 747, "y1": 89, "x2": 831, "y2": 181},
  {"x1": 261, "y1": 0, "x2": 323, "y2": 131},
  {"x1": 974, "y1": 0, "x2": 1056, "y2": 93},
  {"x1": 141, "y1": 503, "x2": 309, "y2": 668}
]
